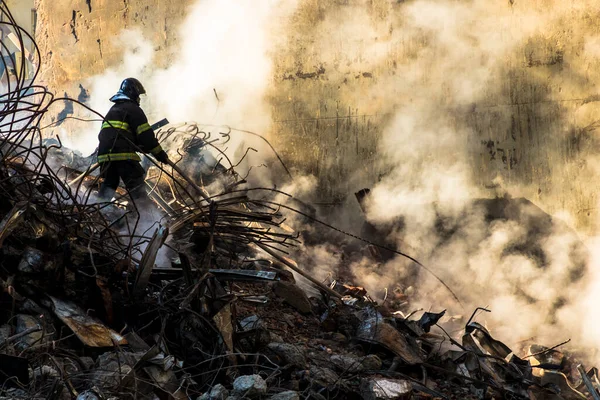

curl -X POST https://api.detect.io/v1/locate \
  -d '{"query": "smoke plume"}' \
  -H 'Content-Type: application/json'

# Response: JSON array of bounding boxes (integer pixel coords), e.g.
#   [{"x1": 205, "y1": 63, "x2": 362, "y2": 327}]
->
[
  {"x1": 291, "y1": 0, "x2": 600, "y2": 353},
  {"x1": 66, "y1": 0, "x2": 298, "y2": 175},
  {"x1": 55, "y1": 0, "x2": 600, "y2": 358}
]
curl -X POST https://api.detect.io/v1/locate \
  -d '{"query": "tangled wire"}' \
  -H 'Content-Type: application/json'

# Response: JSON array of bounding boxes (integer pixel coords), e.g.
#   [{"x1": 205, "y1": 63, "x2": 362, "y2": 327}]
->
[{"x1": 0, "y1": 0, "x2": 300, "y2": 268}]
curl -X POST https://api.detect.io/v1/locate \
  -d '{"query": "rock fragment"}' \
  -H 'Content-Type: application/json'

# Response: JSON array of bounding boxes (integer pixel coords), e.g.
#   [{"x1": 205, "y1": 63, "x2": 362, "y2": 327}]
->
[
  {"x1": 198, "y1": 384, "x2": 229, "y2": 400},
  {"x1": 267, "y1": 342, "x2": 307, "y2": 368},
  {"x1": 209, "y1": 384, "x2": 229, "y2": 400},
  {"x1": 330, "y1": 354, "x2": 382, "y2": 373},
  {"x1": 273, "y1": 281, "x2": 312, "y2": 314},
  {"x1": 15, "y1": 314, "x2": 42, "y2": 350},
  {"x1": 269, "y1": 391, "x2": 300, "y2": 400},
  {"x1": 360, "y1": 378, "x2": 413, "y2": 400},
  {"x1": 232, "y1": 374, "x2": 267, "y2": 397}
]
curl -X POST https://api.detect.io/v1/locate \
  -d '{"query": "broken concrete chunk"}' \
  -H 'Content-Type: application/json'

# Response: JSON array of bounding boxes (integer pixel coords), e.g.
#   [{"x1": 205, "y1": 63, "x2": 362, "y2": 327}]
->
[
  {"x1": 269, "y1": 391, "x2": 300, "y2": 400},
  {"x1": 93, "y1": 363, "x2": 133, "y2": 390},
  {"x1": 76, "y1": 390, "x2": 103, "y2": 400},
  {"x1": 233, "y1": 374, "x2": 267, "y2": 397},
  {"x1": 148, "y1": 353, "x2": 180, "y2": 370},
  {"x1": 360, "y1": 378, "x2": 413, "y2": 400},
  {"x1": 270, "y1": 332, "x2": 285, "y2": 343},
  {"x1": 17, "y1": 247, "x2": 51, "y2": 273},
  {"x1": 309, "y1": 366, "x2": 340, "y2": 387},
  {"x1": 240, "y1": 315, "x2": 264, "y2": 331},
  {"x1": 207, "y1": 384, "x2": 229, "y2": 400},
  {"x1": 330, "y1": 354, "x2": 382, "y2": 373},
  {"x1": 267, "y1": 342, "x2": 307, "y2": 368},
  {"x1": 273, "y1": 281, "x2": 312, "y2": 314},
  {"x1": 15, "y1": 314, "x2": 42, "y2": 349}
]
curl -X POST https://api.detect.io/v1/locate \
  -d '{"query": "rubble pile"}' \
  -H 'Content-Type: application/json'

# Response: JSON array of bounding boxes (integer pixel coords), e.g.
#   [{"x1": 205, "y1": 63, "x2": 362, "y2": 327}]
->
[
  {"x1": 3, "y1": 185, "x2": 600, "y2": 400},
  {"x1": 2, "y1": 2, "x2": 600, "y2": 400}
]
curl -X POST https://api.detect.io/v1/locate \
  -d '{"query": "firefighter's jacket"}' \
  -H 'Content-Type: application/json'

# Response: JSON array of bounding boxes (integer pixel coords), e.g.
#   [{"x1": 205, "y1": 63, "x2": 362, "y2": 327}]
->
[{"x1": 97, "y1": 100, "x2": 163, "y2": 163}]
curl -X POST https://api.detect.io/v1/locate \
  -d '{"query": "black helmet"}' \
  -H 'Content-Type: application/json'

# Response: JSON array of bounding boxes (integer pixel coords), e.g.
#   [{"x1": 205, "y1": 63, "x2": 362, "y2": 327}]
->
[{"x1": 110, "y1": 78, "x2": 146, "y2": 104}]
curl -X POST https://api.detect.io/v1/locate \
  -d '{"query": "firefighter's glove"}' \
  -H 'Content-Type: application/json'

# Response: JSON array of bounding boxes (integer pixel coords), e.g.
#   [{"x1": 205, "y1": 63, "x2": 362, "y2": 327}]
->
[{"x1": 155, "y1": 150, "x2": 169, "y2": 164}]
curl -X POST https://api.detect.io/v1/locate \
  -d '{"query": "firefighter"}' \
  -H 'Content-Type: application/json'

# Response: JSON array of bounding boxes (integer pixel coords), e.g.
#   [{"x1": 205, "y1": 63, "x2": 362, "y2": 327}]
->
[{"x1": 97, "y1": 77, "x2": 169, "y2": 205}]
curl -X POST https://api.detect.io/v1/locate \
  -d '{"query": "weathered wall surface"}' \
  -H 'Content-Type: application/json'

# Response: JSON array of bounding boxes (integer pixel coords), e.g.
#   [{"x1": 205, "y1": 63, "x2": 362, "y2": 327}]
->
[
  {"x1": 267, "y1": 0, "x2": 600, "y2": 233},
  {"x1": 34, "y1": 0, "x2": 194, "y2": 93},
  {"x1": 32, "y1": 0, "x2": 600, "y2": 232}
]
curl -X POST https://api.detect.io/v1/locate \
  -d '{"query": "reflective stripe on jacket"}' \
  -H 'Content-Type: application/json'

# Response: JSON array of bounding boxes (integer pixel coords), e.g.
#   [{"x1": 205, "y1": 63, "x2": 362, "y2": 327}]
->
[
  {"x1": 97, "y1": 100, "x2": 163, "y2": 163},
  {"x1": 97, "y1": 153, "x2": 141, "y2": 163}
]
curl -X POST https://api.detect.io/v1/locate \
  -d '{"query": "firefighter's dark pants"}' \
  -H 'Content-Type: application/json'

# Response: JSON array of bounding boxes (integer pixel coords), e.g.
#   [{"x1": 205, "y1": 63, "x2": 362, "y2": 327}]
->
[{"x1": 98, "y1": 160, "x2": 147, "y2": 205}]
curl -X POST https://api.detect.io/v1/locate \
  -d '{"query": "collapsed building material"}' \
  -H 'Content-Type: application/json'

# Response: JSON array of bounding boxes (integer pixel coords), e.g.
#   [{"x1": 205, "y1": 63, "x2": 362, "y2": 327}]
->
[
  {"x1": 0, "y1": 202, "x2": 26, "y2": 247},
  {"x1": 134, "y1": 225, "x2": 168, "y2": 297},
  {"x1": 48, "y1": 296, "x2": 127, "y2": 347},
  {"x1": 360, "y1": 378, "x2": 413, "y2": 400},
  {"x1": 577, "y1": 364, "x2": 600, "y2": 400},
  {"x1": 2, "y1": 2, "x2": 600, "y2": 399}
]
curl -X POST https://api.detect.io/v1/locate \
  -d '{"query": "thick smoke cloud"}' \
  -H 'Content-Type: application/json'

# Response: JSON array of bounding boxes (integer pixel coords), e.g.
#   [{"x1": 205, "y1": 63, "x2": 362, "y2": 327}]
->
[
  {"x1": 302, "y1": 0, "x2": 600, "y2": 352},
  {"x1": 57, "y1": 0, "x2": 600, "y2": 357},
  {"x1": 67, "y1": 0, "x2": 298, "y2": 167}
]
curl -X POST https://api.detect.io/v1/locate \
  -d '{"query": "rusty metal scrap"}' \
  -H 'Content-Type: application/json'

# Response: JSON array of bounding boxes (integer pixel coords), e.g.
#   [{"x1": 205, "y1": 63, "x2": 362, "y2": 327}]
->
[
  {"x1": 0, "y1": 202, "x2": 27, "y2": 247},
  {"x1": 356, "y1": 308, "x2": 424, "y2": 365},
  {"x1": 133, "y1": 225, "x2": 168, "y2": 297},
  {"x1": 578, "y1": 364, "x2": 600, "y2": 400},
  {"x1": 208, "y1": 269, "x2": 278, "y2": 282},
  {"x1": 49, "y1": 296, "x2": 127, "y2": 347}
]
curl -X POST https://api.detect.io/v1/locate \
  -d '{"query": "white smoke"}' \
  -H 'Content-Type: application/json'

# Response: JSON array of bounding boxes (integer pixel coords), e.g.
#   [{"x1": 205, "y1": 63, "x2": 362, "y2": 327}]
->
[
  {"x1": 50, "y1": 0, "x2": 600, "y2": 361},
  {"x1": 66, "y1": 0, "x2": 297, "y2": 160}
]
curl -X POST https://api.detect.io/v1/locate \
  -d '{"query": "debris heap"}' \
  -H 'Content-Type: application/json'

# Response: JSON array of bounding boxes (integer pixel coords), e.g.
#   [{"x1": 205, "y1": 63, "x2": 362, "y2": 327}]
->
[{"x1": 1, "y1": 2, "x2": 600, "y2": 400}]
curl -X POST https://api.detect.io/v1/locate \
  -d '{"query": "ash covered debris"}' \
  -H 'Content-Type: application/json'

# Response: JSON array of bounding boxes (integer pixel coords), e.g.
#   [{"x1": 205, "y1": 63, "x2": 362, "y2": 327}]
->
[{"x1": 1, "y1": 2, "x2": 600, "y2": 400}]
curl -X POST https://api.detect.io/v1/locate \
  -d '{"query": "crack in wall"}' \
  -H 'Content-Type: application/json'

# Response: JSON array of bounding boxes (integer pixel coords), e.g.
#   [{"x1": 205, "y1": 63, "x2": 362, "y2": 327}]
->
[
  {"x1": 96, "y1": 38, "x2": 102, "y2": 58},
  {"x1": 70, "y1": 10, "x2": 78, "y2": 42},
  {"x1": 85, "y1": 0, "x2": 92, "y2": 13}
]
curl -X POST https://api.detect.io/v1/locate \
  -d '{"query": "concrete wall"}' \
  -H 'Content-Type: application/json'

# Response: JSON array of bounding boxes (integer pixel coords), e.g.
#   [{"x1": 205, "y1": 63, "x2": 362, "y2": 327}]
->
[
  {"x1": 33, "y1": 0, "x2": 194, "y2": 90},
  {"x1": 267, "y1": 0, "x2": 600, "y2": 233},
  {"x1": 29, "y1": 0, "x2": 600, "y2": 232}
]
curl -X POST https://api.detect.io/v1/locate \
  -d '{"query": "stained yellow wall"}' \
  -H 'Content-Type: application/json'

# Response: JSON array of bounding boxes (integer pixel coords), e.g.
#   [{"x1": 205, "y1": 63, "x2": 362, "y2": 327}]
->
[{"x1": 29, "y1": 0, "x2": 600, "y2": 232}]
